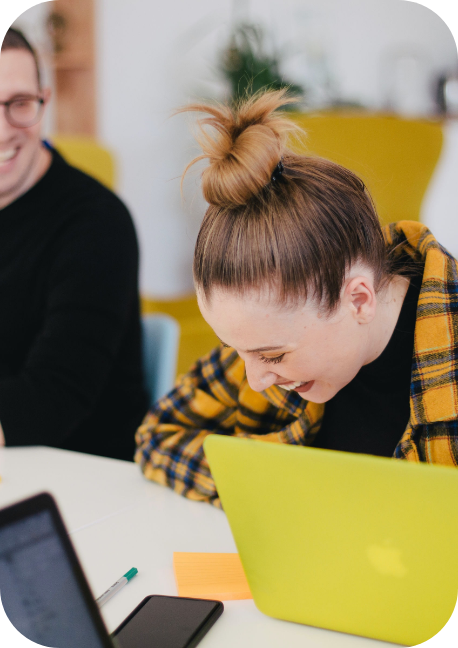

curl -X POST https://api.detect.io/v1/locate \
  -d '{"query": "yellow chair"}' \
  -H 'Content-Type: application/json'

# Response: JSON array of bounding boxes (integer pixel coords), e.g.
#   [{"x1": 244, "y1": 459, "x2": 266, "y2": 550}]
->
[
  {"x1": 50, "y1": 135, "x2": 116, "y2": 190},
  {"x1": 289, "y1": 113, "x2": 443, "y2": 225}
]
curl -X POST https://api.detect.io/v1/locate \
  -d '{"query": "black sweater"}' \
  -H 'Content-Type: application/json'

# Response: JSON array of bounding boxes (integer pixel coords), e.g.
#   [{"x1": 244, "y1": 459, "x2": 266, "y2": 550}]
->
[{"x1": 0, "y1": 148, "x2": 148, "y2": 461}]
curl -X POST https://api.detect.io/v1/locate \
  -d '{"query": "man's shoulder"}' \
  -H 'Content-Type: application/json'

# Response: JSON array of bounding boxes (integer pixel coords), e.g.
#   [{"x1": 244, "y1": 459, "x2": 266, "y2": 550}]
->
[
  {"x1": 52, "y1": 150, "x2": 126, "y2": 210},
  {"x1": 40, "y1": 149, "x2": 136, "y2": 241}
]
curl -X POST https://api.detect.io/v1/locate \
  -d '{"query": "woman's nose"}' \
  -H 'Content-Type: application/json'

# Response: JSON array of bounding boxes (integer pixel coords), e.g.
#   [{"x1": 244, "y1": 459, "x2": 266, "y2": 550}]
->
[{"x1": 244, "y1": 357, "x2": 278, "y2": 392}]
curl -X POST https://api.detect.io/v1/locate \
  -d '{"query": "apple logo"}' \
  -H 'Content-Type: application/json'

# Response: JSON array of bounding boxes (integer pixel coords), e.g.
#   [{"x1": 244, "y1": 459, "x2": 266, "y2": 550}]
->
[{"x1": 366, "y1": 541, "x2": 407, "y2": 578}]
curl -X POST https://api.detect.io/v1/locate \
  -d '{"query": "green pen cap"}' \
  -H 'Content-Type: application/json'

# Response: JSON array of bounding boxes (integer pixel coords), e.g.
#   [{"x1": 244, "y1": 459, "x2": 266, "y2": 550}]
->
[{"x1": 123, "y1": 568, "x2": 138, "y2": 581}]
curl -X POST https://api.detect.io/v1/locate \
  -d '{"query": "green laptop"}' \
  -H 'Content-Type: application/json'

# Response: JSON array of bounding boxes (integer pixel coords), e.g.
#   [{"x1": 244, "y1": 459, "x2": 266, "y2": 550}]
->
[{"x1": 203, "y1": 435, "x2": 458, "y2": 646}]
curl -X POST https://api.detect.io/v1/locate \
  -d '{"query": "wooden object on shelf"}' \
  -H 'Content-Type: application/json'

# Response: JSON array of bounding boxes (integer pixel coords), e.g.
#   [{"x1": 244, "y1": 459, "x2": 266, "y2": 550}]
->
[{"x1": 48, "y1": 0, "x2": 95, "y2": 136}]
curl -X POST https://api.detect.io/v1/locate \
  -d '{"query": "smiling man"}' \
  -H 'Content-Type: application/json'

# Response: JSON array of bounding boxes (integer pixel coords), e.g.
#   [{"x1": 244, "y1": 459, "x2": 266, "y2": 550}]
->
[
  {"x1": 0, "y1": 41, "x2": 50, "y2": 207},
  {"x1": 0, "y1": 28, "x2": 147, "y2": 460}
]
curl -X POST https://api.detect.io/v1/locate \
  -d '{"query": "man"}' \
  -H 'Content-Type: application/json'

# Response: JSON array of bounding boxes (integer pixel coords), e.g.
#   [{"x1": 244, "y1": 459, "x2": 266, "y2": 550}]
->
[{"x1": 0, "y1": 28, "x2": 148, "y2": 460}]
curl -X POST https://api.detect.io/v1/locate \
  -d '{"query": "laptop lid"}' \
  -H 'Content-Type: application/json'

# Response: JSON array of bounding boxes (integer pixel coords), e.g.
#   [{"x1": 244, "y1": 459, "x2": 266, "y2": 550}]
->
[
  {"x1": 0, "y1": 492, "x2": 115, "y2": 648},
  {"x1": 204, "y1": 435, "x2": 458, "y2": 646}
]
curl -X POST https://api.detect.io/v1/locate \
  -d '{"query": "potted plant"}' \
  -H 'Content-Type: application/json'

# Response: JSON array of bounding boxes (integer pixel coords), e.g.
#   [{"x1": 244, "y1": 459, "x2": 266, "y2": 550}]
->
[{"x1": 219, "y1": 22, "x2": 305, "y2": 106}]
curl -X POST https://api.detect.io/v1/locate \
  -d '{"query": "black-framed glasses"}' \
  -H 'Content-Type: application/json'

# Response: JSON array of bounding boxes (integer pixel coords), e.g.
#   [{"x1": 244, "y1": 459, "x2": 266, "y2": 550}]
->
[{"x1": 0, "y1": 96, "x2": 45, "y2": 128}]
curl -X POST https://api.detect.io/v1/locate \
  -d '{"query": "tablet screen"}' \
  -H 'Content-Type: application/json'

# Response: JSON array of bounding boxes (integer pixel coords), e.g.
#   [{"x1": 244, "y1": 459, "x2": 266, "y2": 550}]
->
[{"x1": 0, "y1": 508, "x2": 109, "y2": 648}]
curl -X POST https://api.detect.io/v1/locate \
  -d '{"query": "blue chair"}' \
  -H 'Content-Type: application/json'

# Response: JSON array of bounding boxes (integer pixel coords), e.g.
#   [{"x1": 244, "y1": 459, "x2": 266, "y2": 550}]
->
[{"x1": 141, "y1": 314, "x2": 180, "y2": 407}]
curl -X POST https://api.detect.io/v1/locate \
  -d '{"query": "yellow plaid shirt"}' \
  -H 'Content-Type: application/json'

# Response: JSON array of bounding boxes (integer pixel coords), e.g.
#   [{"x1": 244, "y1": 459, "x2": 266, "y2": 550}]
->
[{"x1": 135, "y1": 221, "x2": 458, "y2": 507}]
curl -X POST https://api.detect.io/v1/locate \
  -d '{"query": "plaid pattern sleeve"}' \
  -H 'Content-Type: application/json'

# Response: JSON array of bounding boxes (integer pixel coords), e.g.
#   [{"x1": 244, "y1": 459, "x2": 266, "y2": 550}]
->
[
  {"x1": 386, "y1": 221, "x2": 458, "y2": 466},
  {"x1": 135, "y1": 345, "x2": 323, "y2": 507}
]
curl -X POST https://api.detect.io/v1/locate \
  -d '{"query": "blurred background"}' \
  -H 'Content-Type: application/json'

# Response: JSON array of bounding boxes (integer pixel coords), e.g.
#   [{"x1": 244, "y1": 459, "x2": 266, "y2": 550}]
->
[{"x1": 7, "y1": 0, "x2": 458, "y2": 374}]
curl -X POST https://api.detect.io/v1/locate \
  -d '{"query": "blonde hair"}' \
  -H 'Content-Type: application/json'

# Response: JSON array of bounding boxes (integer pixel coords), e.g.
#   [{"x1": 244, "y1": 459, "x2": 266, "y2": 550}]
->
[{"x1": 181, "y1": 89, "x2": 390, "y2": 312}]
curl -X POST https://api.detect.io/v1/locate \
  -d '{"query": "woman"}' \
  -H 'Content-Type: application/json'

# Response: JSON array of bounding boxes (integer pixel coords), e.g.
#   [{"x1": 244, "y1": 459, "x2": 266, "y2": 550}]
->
[{"x1": 135, "y1": 90, "x2": 458, "y2": 507}]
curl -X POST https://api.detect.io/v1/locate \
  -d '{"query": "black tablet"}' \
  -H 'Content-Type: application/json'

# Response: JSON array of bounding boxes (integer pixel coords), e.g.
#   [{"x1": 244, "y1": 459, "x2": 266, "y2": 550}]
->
[{"x1": 0, "y1": 492, "x2": 223, "y2": 648}]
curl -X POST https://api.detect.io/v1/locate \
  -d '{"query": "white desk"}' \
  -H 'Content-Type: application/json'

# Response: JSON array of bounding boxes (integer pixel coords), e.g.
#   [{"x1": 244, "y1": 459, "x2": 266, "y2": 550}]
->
[{"x1": 0, "y1": 447, "x2": 389, "y2": 647}]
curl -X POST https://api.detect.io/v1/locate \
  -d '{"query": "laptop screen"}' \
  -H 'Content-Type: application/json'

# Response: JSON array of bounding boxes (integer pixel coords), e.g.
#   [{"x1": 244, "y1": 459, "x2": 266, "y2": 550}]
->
[{"x1": 0, "y1": 500, "x2": 112, "y2": 648}]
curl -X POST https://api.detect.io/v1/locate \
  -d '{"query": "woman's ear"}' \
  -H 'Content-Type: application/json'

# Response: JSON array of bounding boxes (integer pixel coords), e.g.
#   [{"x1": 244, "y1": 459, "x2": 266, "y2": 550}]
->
[{"x1": 344, "y1": 275, "x2": 377, "y2": 324}]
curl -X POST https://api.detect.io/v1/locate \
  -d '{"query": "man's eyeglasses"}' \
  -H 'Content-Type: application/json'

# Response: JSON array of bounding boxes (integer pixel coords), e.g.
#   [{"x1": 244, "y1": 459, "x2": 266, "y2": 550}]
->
[{"x1": 0, "y1": 96, "x2": 45, "y2": 128}]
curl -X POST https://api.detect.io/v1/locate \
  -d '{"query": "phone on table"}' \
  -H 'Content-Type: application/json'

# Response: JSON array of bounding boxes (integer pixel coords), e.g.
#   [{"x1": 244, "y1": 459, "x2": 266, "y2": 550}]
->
[{"x1": 112, "y1": 595, "x2": 224, "y2": 648}]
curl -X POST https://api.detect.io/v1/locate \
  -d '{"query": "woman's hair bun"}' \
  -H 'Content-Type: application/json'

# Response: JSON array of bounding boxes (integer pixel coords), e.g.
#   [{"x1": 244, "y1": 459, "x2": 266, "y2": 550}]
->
[{"x1": 179, "y1": 89, "x2": 300, "y2": 207}]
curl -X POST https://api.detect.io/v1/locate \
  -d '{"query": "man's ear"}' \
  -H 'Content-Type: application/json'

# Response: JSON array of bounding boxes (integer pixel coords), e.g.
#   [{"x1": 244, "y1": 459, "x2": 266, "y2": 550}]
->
[
  {"x1": 344, "y1": 275, "x2": 376, "y2": 324},
  {"x1": 41, "y1": 87, "x2": 51, "y2": 104}
]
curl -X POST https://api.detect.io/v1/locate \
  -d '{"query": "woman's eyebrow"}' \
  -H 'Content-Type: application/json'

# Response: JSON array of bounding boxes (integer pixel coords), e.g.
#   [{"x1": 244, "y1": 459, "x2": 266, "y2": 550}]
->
[
  {"x1": 245, "y1": 345, "x2": 285, "y2": 353},
  {"x1": 217, "y1": 337, "x2": 285, "y2": 353}
]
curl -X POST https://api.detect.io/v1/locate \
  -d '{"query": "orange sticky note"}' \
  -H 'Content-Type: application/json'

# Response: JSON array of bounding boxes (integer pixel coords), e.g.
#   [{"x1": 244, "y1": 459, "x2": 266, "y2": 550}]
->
[{"x1": 173, "y1": 552, "x2": 252, "y2": 601}]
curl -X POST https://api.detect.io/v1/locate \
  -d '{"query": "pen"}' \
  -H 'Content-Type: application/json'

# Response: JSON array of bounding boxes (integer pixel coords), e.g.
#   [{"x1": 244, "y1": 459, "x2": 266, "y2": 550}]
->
[{"x1": 96, "y1": 568, "x2": 138, "y2": 607}]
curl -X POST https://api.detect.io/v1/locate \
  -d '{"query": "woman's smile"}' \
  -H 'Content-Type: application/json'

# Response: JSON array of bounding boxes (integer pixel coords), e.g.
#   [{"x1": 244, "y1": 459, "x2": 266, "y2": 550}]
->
[{"x1": 277, "y1": 380, "x2": 314, "y2": 392}]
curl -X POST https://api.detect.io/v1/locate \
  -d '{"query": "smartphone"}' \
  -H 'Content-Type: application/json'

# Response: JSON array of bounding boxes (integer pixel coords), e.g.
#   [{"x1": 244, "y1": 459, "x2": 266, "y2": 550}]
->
[{"x1": 112, "y1": 595, "x2": 224, "y2": 648}]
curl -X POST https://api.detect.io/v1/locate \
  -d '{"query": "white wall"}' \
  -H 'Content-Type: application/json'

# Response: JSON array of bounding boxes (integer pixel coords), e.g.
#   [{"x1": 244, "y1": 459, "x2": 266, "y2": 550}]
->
[
  {"x1": 96, "y1": 0, "x2": 233, "y2": 298},
  {"x1": 10, "y1": 1, "x2": 458, "y2": 297}
]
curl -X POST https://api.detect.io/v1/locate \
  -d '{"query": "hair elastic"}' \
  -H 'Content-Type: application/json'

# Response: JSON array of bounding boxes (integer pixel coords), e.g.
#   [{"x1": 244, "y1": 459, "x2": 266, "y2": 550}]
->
[{"x1": 271, "y1": 160, "x2": 284, "y2": 183}]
